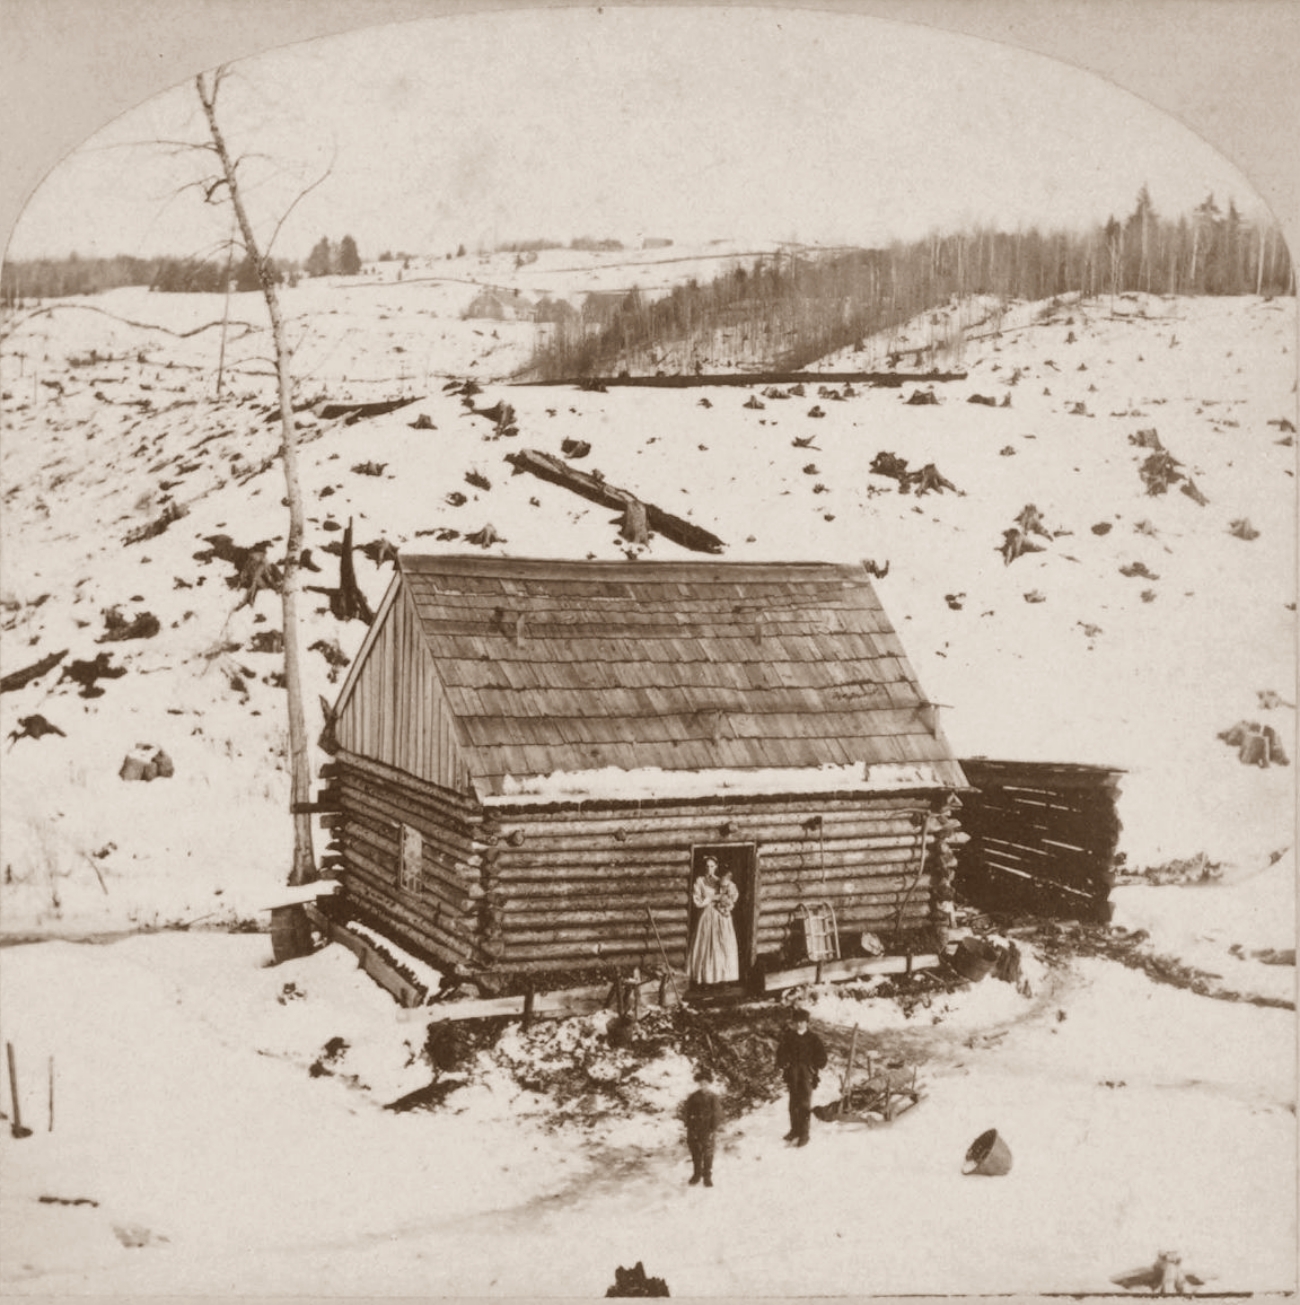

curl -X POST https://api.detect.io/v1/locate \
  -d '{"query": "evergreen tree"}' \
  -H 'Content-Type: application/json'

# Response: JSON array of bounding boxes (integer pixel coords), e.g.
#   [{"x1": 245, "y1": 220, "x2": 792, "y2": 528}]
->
[
  {"x1": 305, "y1": 236, "x2": 333, "y2": 278},
  {"x1": 337, "y1": 235, "x2": 361, "y2": 276}
]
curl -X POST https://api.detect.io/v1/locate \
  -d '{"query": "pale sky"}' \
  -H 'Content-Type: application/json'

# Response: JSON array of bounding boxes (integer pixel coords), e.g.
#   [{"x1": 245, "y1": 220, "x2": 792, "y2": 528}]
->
[{"x1": 6, "y1": 7, "x2": 1267, "y2": 263}]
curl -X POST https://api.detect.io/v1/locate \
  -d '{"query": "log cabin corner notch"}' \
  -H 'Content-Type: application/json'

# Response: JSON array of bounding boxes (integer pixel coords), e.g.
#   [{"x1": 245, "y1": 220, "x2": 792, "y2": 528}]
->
[{"x1": 319, "y1": 554, "x2": 970, "y2": 988}]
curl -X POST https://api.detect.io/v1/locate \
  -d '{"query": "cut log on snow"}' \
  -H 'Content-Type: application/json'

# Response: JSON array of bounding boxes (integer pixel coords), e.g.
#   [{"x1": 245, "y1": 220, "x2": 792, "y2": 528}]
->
[
  {"x1": 315, "y1": 396, "x2": 421, "y2": 424},
  {"x1": 505, "y1": 448, "x2": 725, "y2": 554},
  {"x1": 1, "y1": 649, "x2": 67, "y2": 694}
]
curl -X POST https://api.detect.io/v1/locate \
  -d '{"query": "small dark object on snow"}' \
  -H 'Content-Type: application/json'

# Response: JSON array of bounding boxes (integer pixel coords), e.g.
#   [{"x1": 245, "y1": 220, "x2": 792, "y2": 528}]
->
[
  {"x1": 98, "y1": 608, "x2": 161, "y2": 643},
  {"x1": 606, "y1": 1261, "x2": 670, "y2": 1297},
  {"x1": 743, "y1": 395, "x2": 765, "y2": 410},
  {"x1": 1180, "y1": 479, "x2": 1209, "y2": 507},
  {"x1": 359, "y1": 537, "x2": 400, "y2": 567},
  {"x1": 124, "y1": 500, "x2": 188, "y2": 546},
  {"x1": 967, "y1": 394, "x2": 997, "y2": 406},
  {"x1": 351, "y1": 461, "x2": 387, "y2": 476},
  {"x1": 1267, "y1": 417, "x2": 1295, "y2": 434},
  {"x1": 807, "y1": 405, "x2": 825, "y2": 418},
  {"x1": 1015, "y1": 504, "x2": 1051, "y2": 538},
  {"x1": 300, "y1": 548, "x2": 322, "y2": 573},
  {"x1": 1000, "y1": 528, "x2": 1045, "y2": 565},
  {"x1": 1139, "y1": 450, "x2": 1184, "y2": 496},
  {"x1": 1119, "y1": 561, "x2": 1159, "y2": 580},
  {"x1": 999, "y1": 445, "x2": 1017, "y2": 456},
  {"x1": 913, "y1": 464, "x2": 957, "y2": 496},
  {"x1": 791, "y1": 435, "x2": 818, "y2": 449},
  {"x1": 1128, "y1": 428, "x2": 1164, "y2": 450},
  {"x1": 697, "y1": 397, "x2": 712, "y2": 408},
  {"x1": 1023, "y1": 590, "x2": 1046, "y2": 603},
  {"x1": 247, "y1": 629, "x2": 284, "y2": 654},
  {"x1": 1091, "y1": 522, "x2": 1113, "y2": 535},
  {"x1": 8, "y1": 714, "x2": 66, "y2": 745},
  {"x1": 945, "y1": 593, "x2": 964, "y2": 610},
  {"x1": 1111, "y1": 1249, "x2": 1210, "y2": 1294},
  {"x1": 1228, "y1": 519, "x2": 1260, "y2": 541},
  {"x1": 1218, "y1": 720, "x2": 1289, "y2": 768},
  {"x1": 445, "y1": 491, "x2": 467, "y2": 507},
  {"x1": 409, "y1": 413, "x2": 437, "y2": 430},
  {"x1": 862, "y1": 559, "x2": 889, "y2": 579},
  {"x1": 119, "y1": 746, "x2": 174, "y2": 782},
  {"x1": 466, "y1": 523, "x2": 504, "y2": 548},
  {"x1": 561, "y1": 438, "x2": 592, "y2": 459},
  {"x1": 904, "y1": 388, "x2": 938, "y2": 405},
  {"x1": 465, "y1": 470, "x2": 492, "y2": 491},
  {"x1": 60, "y1": 652, "x2": 127, "y2": 699},
  {"x1": 39, "y1": 1195, "x2": 99, "y2": 1207},
  {"x1": 802, "y1": 463, "x2": 820, "y2": 476}
]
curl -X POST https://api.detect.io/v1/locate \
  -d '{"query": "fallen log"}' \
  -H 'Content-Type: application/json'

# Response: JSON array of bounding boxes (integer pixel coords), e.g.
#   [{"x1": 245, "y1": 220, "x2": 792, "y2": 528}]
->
[
  {"x1": 1, "y1": 649, "x2": 67, "y2": 694},
  {"x1": 315, "y1": 396, "x2": 422, "y2": 424},
  {"x1": 505, "y1": 448, "x2": 724, "y2": 554}
]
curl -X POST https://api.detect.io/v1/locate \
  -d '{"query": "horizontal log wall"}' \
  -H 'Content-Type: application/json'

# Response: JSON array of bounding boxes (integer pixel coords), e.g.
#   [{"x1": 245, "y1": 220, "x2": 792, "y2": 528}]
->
[
  {"x1": 332, "y1": 750, "x2": 492, "y2": 972},
  {"x1": 954, "y1": 759, "x2": 1123, "y2": 923},
  {"x1": 329, "y1": 749, "x2": 963, "y2": 978},
  {"x1": 485, "y1": 790, "x2": 959, "y2": 972}
]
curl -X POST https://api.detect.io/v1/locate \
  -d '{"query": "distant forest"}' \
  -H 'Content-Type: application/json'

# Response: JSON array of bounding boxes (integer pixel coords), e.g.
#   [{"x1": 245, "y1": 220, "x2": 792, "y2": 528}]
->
[
  {"x1": 0, "y1": 232, "x2": 366, "y2": 308},
  {"x1": 0, "y1": 252, "x2": 295, "y2": 305},
  {"x1": 527, "y1": 190, "x2": 1295, "y2": 378}
]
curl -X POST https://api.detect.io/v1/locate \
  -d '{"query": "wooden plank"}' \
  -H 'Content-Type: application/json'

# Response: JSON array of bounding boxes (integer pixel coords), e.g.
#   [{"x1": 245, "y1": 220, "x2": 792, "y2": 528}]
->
[
  {"x1": 305, "y1": 905, "x2": 429, "y2": 1008},
  {"x1": 763, "y1": 952, "x2": 941, "y2": 993}
]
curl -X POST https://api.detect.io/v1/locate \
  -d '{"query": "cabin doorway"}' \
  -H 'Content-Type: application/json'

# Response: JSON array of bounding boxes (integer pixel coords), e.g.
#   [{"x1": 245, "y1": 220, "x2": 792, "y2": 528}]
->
[{"x1": 687, "y1": 842, "x2": 758, "y2": 991}]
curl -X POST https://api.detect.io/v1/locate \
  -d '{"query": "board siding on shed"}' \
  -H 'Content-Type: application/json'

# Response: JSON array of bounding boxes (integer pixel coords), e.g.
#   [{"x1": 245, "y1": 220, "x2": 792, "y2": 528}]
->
[{"x1": 335, "y1": 585, "x2": 471, "y2": 792}]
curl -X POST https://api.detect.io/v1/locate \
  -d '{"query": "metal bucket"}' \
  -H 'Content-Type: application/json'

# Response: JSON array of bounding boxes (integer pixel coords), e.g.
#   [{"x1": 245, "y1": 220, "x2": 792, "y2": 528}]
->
[
  {"x1": 963, "y1": 1128, "x2": 1013, "y2": 1176},
  {"x1": 949, "y1": 937, "x2": 1000, "y2": 983}
]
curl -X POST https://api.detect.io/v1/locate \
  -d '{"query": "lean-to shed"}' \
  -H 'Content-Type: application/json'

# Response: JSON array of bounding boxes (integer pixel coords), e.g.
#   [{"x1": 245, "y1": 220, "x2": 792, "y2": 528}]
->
[{"x1": 319, "y1": 555, "x2": 969, "y2": 988}]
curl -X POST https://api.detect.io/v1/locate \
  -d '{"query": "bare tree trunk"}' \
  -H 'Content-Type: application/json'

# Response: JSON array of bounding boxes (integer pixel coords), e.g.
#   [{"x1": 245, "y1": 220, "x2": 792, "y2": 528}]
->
[{"x1": 197, "y1": 70, "x2": 316, "y2": 891}]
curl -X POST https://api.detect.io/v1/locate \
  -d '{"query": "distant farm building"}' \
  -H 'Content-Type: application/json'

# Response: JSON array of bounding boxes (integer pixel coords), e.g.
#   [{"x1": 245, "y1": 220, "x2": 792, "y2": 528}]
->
[
  {"x1": 464, "y1": 287, "x2": 537, "y2": 322},
  {"x1": 316, "y1": 555, "x2": 972, "y2": 988}
]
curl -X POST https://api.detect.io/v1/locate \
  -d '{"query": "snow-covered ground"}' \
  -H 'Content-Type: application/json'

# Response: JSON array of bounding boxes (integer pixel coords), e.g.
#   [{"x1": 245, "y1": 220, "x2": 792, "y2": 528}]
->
[
  {"x1": 0, "y1": 929, "x2": 1292, "y2": 1295},
  {"x1": 0, "y1": 254, "x2": 1295, "y2": 1293}
]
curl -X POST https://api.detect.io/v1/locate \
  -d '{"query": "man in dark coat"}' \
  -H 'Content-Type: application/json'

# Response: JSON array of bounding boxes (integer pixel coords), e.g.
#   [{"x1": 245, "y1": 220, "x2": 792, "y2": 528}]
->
[
  {"x1": 682, "y1": 1066, "x2": 725, "y2": 1187},
  {"x1": 775, "y1": 1007, "x2": 827, "y2": 1146}
]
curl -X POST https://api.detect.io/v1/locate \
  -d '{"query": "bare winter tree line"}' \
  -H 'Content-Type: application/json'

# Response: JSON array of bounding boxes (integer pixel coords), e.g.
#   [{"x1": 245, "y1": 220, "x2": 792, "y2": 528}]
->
[{"x1": 527, "y1": 188, "x2": 1295, "y2": 379}]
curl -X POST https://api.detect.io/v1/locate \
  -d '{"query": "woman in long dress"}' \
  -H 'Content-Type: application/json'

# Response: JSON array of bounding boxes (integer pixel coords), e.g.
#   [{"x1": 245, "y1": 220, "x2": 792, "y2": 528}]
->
[{"x1": 688, "y1": 858, "x2": 740, "y2": 986}]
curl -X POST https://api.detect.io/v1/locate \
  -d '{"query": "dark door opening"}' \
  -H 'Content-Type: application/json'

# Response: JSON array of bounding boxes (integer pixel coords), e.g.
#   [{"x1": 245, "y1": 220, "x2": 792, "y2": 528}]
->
[{"x1": 687, "y1": 842, "x2": 759, "y2": 989}]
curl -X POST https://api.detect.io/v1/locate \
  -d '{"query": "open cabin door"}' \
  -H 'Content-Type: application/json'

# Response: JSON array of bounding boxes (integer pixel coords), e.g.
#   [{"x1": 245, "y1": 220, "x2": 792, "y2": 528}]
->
[{"x1": 687, "y1": 842, "x2": 759, "y2": 989}]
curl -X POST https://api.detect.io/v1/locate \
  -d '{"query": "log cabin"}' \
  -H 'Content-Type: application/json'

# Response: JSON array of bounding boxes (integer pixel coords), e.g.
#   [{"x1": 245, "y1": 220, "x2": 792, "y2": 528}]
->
[{"x1": 318, "y1": 554, "x2": 970, "y2": 991}]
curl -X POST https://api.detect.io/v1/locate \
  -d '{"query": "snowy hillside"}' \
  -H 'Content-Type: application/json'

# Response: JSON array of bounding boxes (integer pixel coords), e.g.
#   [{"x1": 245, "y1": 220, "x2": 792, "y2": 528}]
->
[{"x1": 1, "y1": 275, "x2": 1294, "y2": 939}]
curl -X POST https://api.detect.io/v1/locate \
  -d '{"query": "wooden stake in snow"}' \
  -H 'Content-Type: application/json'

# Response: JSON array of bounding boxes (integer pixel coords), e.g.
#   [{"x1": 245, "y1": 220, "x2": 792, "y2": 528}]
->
[{"x1": 7, "y1": 1043, "x2": 32, "y2": 1139}]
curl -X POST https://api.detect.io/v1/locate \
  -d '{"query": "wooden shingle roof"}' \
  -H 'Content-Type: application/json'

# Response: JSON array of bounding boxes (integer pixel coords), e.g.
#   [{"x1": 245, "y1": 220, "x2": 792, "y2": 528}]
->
[{"x1": 371, "y1": 554, "x2": 965, "y2": 797}]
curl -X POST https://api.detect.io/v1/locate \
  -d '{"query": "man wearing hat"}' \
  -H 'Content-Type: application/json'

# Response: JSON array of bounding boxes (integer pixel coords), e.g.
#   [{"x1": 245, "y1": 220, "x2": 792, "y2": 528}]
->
[
  {"x1": 682, "y1": 1065, "x2": 725, "y2": 1187},
  {"x1": 775, "y1": 1007, "x2": 827, "y2": 1146}
]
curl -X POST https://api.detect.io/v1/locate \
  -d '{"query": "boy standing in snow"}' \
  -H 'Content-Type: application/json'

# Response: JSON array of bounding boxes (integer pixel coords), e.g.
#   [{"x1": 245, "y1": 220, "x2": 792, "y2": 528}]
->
[
  {"x1": 775, "y1": 1007, "x2": 827, "y2": 1146},
  {"x1": 682, "y1": 1066, "x2": 724, "y2": 1187}
]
